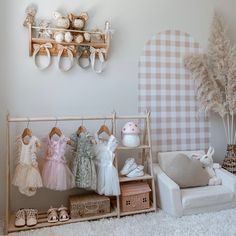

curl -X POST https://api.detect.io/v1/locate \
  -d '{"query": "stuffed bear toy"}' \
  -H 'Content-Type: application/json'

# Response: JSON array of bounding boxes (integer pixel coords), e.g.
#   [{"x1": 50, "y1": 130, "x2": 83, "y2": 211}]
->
[
  {"x1": 69, "y1": 12, "x2": 89, "y2": 30},
  {"x1": 69, "y1": 12, "x2": 90, "y2": 43},
  {"x1": 53, "y1": 11, "x2": 70, "y2": 29}
]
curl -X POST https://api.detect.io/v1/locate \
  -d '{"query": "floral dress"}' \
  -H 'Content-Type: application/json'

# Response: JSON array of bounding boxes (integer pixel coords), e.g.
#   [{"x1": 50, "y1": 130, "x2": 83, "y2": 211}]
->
[{"x1": 71, "y1": 132, "x2": 97, "y2": 190}]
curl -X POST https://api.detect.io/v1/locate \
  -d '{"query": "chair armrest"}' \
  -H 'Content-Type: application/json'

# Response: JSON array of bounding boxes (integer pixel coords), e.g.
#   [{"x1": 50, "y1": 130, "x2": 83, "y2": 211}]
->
[
  {"x1": 153, "y1": 163, "x2": 183, "y2": 217},
  {"x1": 215, "y1": 168, "x2": 236, "y2": 192}
]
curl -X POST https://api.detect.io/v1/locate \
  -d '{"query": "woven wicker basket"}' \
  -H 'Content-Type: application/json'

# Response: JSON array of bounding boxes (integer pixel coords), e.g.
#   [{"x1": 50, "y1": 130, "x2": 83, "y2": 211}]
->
[
  {"x1": 69, "y1": 194, "x2": 110, "y2": 219},
  {"x1": 222, "y1": 144, "x2": 236, "y2": 174}
]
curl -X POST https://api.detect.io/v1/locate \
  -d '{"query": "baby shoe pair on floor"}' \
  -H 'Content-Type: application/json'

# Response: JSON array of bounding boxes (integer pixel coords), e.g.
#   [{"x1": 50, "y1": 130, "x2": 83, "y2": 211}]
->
[
  {"x1": 15, "y1": 209, "x2": 38, "y2": 227},
  {"x1": 120, "y1": 158, "x2": 144, "y2": 177},
  {"x1": 47, "y1": 205, "x2": 69, "y2": 223}
]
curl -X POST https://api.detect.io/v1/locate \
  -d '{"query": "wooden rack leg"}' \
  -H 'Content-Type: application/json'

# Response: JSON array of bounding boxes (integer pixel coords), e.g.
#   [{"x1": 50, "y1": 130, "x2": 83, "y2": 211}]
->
[
  {"x1": 141, "y1": 115, "x2": 148, "y2": 165},
  {"x1": 5, "y1": 114, "x2": 10, "y2": 235},
  {"x1": 112, "y1": 112, "x2": 120, "y2": 217},
  {"x1": 146, "y1": 113, "x2": 157, "y2": 211}
]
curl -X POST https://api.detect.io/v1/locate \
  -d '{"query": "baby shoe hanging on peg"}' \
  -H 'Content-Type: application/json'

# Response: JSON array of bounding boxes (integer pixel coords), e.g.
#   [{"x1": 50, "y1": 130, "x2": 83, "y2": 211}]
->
[
  {"x1": 64, "y1": 32, "x2": 73, "y2": 43},
  {"x1": 54, "y1": 31, "x2": 64, "y2": 43},
  {"x1": 84, "y1": 32, "x2": 91, "y2": 42},
  {"x1": 75, "y1": 34, "x2": 84, "y2": 44}
]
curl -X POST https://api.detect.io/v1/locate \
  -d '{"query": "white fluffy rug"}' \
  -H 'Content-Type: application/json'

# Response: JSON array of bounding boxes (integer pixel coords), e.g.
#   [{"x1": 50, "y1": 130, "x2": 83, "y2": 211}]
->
[{"x1": 5, "y1": 208, "x2": 236, "y2": 236}]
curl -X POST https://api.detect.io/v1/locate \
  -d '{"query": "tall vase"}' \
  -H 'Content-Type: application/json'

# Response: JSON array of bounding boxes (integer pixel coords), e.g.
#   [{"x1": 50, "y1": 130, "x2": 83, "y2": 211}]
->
[{"x1": 222, "y1": 144, "x2": 236, "y2": 174}]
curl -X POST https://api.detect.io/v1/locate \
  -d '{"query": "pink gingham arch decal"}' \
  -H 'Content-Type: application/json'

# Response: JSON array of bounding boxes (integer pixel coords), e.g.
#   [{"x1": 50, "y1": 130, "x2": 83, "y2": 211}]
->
[{"x1": 138, "y1": 30, "x2": 210, "y2": 153}]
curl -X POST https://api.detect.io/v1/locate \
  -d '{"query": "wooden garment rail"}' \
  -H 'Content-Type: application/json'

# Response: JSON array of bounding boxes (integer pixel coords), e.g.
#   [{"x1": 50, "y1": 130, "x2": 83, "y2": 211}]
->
[
  {"x1": 5, "y1": 112, "x2": 156, "y2": 234},
  {"x1": 7, "y1": 115, "x2": 115, "y2": 123}
]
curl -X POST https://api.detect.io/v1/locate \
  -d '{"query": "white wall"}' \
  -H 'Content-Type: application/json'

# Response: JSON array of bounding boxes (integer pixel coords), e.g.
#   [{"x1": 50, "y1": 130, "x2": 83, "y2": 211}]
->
[
  {"x1": 1, "y1": 0, "x2": 236, "y2": 218},
  {"x1": 0, "y1": 0, "x2": 7, "y2": 219}
]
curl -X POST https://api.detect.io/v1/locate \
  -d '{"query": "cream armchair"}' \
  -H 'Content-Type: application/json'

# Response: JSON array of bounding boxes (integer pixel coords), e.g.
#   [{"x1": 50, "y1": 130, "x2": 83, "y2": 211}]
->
[{"x1": 153, "y1": 151, "x2": 236, "y2": 217}]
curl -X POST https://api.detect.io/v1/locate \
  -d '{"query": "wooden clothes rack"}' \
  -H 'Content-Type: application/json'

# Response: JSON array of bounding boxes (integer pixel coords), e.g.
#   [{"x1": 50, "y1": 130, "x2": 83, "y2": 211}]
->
[{"x1": 5, "y1": 112, "x2": 156, "y2": 234}]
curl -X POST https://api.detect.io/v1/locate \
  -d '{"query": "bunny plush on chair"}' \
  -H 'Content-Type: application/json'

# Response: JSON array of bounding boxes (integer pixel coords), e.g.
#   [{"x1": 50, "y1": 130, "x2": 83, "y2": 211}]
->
[{"x1": 193, "y1": 147, "x2": 222, "y2": 186}]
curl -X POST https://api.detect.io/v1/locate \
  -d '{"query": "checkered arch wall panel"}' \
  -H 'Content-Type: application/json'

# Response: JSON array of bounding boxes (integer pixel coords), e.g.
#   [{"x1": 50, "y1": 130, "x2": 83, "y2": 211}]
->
[{"x1": 138, "y1": 30, "x2": 210, "y2": 153}]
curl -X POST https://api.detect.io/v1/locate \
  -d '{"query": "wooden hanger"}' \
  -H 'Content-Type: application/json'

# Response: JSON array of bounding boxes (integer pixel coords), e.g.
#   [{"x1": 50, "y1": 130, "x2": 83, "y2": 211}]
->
[
  {"x1": 21, "y1": 127, "x2": 32, "y2": 139},
  {"x1": 97, "y1": 124, "x2": 111, "y2": 137},
  {"x1": 77, "y1": 119, "x2": 87, "y2": 136},
  {"x1": 77, "y1": 125, "x2": 87, "y2": 136},
  {"x1": 49, "y1": 126, "x2": 62, "y2": 139},
  {"x1": 21, "y1": 119, "x2": 33, "y2": 145}
]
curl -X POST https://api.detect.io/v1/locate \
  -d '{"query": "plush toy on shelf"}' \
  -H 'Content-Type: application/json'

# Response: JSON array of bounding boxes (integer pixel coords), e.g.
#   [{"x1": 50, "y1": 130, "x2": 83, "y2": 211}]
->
[
  {"x1": 69, "y1": 12, "x2": 89, "y2": 30},
  {"x1": 121, "y1": 122, "x2": 141, "y2": 147},
  {"x1": 37, "y1": 20, "x2": 53, "y2": 39},
  {"x1": 69, "y1": 12, "x2": 90, "y2": 43},
  {"x1": 23, "y1": 4, "x2": 37, "y2": 27},
  {"x1": 53, "y1": 11, "x2": 70, "y2": 29}
]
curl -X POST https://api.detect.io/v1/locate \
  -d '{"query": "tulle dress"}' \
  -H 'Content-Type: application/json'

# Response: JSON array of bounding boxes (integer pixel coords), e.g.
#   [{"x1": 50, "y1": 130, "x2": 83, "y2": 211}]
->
[
  {"x1": 12, "y1": 136, "x2": 43, "y2": 197},
  {"x1": 42, "y1": 135, "x2": 75, "y2": 191},
  {"x1": 94, "y1": 134, "x2": 120, "y2": 196}
]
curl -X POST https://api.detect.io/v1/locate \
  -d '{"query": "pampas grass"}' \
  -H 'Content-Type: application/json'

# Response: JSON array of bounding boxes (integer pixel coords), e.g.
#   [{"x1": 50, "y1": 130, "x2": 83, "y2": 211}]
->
[{"x1": 184, "y1": 12, "x2": 236, "y2": 145}]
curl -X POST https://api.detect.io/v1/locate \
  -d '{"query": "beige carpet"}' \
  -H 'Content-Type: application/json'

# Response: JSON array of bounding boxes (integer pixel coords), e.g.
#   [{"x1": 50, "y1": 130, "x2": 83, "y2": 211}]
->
[{"x1": 2, "y1": 208, "x2": 236, "y2": 236}]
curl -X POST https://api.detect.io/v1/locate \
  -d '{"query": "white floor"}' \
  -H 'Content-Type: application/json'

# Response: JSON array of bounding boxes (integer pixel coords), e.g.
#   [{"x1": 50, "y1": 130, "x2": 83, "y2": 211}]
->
[{"x1": 3, "y1": 208, "x2": 236, "y2": 236}]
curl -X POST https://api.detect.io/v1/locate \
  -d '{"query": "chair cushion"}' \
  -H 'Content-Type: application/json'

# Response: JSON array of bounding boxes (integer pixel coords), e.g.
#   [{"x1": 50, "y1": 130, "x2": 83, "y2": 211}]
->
[
  {"x1": 159, "y1": 153, "x2": 210, "y2": 188},
  {"x1": 157, "y1": 150, "x2": 205, "y2": 169},
  {"x1": 181, "y1": 185, "x2": 234, "y2": 209}
]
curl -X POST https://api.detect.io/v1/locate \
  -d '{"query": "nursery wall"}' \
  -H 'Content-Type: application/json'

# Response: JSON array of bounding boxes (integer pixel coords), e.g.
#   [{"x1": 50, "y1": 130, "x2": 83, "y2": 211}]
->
[
  {"x1": 1, "y1": 0, "x2": 236, "y2": 219},
  {"x1": 0, "y1": 0, "x2": 7, "y2": 219}
]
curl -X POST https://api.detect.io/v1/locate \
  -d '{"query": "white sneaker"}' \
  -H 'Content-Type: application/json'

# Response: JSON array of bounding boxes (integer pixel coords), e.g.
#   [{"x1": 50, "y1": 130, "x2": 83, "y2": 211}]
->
[
  {"x1": 15, "y1": 209, "x2": 25, "y2": 227},
  {"x1": 25, "y1": 209, "x2": 38, "y2": 226},
  {"x1": 120, "y1": 158, "x2": 137, "y2": 175},
  {"x1": 126, "y1": 165, "x2": 144, "y2": 177}
]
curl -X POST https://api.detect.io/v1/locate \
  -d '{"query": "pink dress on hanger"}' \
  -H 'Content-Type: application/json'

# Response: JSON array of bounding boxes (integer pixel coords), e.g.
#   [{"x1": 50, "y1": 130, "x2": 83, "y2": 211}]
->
[{"x1": 42, "y1": 135, "x2": 75, "y2": 191}]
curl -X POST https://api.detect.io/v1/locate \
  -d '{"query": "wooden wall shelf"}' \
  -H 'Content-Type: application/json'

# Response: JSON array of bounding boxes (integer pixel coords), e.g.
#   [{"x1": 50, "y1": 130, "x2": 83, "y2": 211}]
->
[{"x1": 28, "y1": 23, "x2": 111, "y2": 59}]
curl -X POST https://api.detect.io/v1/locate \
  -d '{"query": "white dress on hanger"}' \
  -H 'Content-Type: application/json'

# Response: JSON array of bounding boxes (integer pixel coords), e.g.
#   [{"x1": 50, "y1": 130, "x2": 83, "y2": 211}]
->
[
  {"x1": 12, "y1": 136, "x2": 43, "y2": 196},
  {"x1": 94, "y1": 134, "x2": 120, "y2": 196}
]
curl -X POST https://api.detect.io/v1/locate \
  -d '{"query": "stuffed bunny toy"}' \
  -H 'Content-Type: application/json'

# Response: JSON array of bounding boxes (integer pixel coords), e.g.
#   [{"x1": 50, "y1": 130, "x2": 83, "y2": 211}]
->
[
  {"x1": 23, "y1": 4, "x2": 37, "y2": 27},
  {"x1": 192, "y1": 147, "x2": 221, "y2": 186}
]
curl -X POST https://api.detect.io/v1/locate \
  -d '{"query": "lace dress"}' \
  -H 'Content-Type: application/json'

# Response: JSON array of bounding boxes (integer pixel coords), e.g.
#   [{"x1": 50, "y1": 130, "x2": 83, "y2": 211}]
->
[
  {"x1": 42, "y1": 135, "x2": 75, "y2": 191},
  {"x1": 12, "y1": 136, "x2": 43, "y2": 197},
  {"x1": 94, "y1": 134, "x2": 120, "y2": 196},
  {"x1": 70, "y1": 132, "x2": 97, "y2": 190}
]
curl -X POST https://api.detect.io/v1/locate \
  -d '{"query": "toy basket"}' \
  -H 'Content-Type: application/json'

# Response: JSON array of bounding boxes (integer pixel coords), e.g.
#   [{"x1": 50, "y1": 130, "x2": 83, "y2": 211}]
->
[{"x1": 222, "y1": 144, "x2": 236, "y2": 174}]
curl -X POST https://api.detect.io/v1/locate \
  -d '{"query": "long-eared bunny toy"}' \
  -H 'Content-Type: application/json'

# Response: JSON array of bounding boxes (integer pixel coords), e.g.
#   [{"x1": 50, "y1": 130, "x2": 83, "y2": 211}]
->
[{"x1": 192, "y1": 147, "x2": 221, "y2": 186}]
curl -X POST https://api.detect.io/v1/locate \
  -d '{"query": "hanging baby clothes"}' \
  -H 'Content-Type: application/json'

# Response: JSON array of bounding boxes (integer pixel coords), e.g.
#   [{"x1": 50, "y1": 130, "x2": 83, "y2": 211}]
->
[
  {"x1": 42, "y1": 135, "x2": 75, "y2": 191},
  {"x1": 70, "y1": 132, "x2": 97, "y2": 190},
  {"x1": 94, "y1": 134, "x2": 120, "y2": 196},
  {"x1": 12, "y1": 136, "x2": 43, "y2": 197}
]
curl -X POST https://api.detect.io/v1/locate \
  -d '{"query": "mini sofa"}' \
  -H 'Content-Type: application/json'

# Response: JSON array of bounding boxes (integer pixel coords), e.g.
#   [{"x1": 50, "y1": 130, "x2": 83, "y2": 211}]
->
[{"x1": 153, "y1": 150, "x2": 236, "y2": 217}]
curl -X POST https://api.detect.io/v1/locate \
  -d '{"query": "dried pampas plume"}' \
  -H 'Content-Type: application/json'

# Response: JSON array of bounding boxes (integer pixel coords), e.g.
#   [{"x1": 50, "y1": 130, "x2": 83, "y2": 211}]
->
[
  {"x1": 184, "y1": 11, "x2": 236, "y2": 144},
  {"x1": 184, "y1": 54, "x2": 226, "y2": 117}
]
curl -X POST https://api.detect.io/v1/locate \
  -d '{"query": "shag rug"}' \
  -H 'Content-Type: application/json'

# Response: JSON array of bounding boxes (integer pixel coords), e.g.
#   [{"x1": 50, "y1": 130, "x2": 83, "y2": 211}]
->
[{"x1": 4, "y1": 208, "x2": 236, "y2": 236}]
